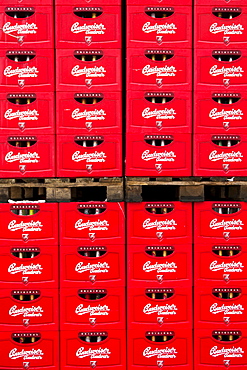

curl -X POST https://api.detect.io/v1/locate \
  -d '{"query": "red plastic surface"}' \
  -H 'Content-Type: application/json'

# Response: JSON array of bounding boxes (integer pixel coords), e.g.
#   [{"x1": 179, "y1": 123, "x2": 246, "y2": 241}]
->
[
  {"x1": 127, "y1": 47, "x2": 192, "y2": 91},
  {"x1": 59, "y1": 202, "x2": 125, "y2": 246},
  {"x1": 127, "y1": 5, "x2": 192, "y2": 48},
  {"x1": 128, "y1": 285, "x2": 192, "y2": 329},
  {"x1": 57, "y1": 134, "x2": 122, "y2": 177},
  {"x1": 128, "y1": 244, "x2": 192, "y2": 286},
  {"x1": 56, "y1": 0, "x2": 121, "y2": 6},
  {"x1": 56, "y1": 6, "x2": 121, "y2": 49},
  {"x1": 127, "y1": 0, "x2": 192, "y2": 6},
  {"x1": 0, "y1": 330, "x2": 59, "y2": 370},
  {"x1": 194, "y1": 133, "x2": 247, "y2": 176},
  {"x1": 0, "y1": 92, "x2": 54, "y2": 134},
  {"x1": 196, "y1": 0, "x2": 246, "y2": 6},
  {"x1": 126, "y1": 133, "x2": 192, "y2": 176},
  {"x1": 60, "y1": 244, "x2": 125, "y2": 288},
  {"x1": 0, "y1": 6, "x2": 53, "y2": 48},
  {"x1": 194, "y1": 202, "x2": 247, "y2": 244},
  {"x1": 56, "y1": 48, "x2": 121, "y2": 92},
  {"x1": 0, "y1": 134, "x2": 55, "y2": 178},
  {"x1": 127, "y1": 202, "x2": 192, "y2": 245},
  {"x1": 195, "y1": 6, "x2": 247, "y2": 49},
  {"x1": 2, "y1": 0, "x2": 52, "y2": 5},
  {"x1": 127, "y1": 90, "x2": 192, "y2": 134},
  {"x1": 60, "y1": 329, "x2": 126, "y2": 370},
  {"x1": 194, "y1": 91, "x2": 247, "y2": 134},
  {"x1": 0, "y1": 48, "x2": 54, "y2": 92},
  {"x1": 0, "y1": 288, "x2": 58, "y2": 331},
  {"x1": 60, "y1": 286, "x2": 125, "y2": 330},
  {"x1": 0, "y1": 203, "x2": 58, "y2": 246},
  {"x1": 56, "y1": 91, "x2": 122, "y2": 135}
]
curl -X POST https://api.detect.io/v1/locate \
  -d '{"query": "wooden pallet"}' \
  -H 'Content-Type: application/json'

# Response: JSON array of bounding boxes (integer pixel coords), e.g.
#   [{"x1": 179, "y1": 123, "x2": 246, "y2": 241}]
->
[{"x1": 0, "y1": 177, "x2": 124, "y2": 203}]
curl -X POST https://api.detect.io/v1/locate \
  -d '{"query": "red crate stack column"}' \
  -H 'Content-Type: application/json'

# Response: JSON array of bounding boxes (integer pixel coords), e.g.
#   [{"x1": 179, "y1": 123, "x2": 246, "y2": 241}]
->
[
  {"x1": 127, "y1": 202, "x2": 193, "y2": 369},
  {"x1": 0, "y1": 202, "x2": 59, "y2": 370},
  {"x1": 194, "y1": 201, "x2": 247, "y2": 369},
  {"x1": 0, "y1": 0, "x2": 55, "y2": 178},
  {"x1": 59, "y1": 202, "x2": 126, "y2": 370},
  {"x1": 55, "y1": 0, "x2": 122, "y2": 177}
]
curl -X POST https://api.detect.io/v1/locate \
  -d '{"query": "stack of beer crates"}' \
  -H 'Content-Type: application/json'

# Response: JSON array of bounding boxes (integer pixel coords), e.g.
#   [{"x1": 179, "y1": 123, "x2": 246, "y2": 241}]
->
[
  {"x1": 0, "y1": 202, "x2": 59, "y2": 369},
  {"x1": 59, "y1": 201, "x2": 126, "y2": 369},
  {"x1": 55, "y1": 0, "x2": 122, "y2": 177},
  {"x1": 0, "y1": 0, "x2": 55, "y2": 177}
]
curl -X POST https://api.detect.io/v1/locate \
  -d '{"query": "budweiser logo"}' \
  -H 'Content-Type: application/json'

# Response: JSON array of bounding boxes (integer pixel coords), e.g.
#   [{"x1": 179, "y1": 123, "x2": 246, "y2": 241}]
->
[
  {"x1": 75, "y1": 219, "x2": 109, "y2": 231},
  {"x1": 210, "y1": 303, "x2": 244, "y2": 315},
  {"x1": 142, "y1": 65, "x2": 177, "y2": 77},
  {"x1": 76, "y1": 347, "x2": 111, "y2": 359},
  {"x1": 75, "y1": 304, "x2": 110, "y2": 316},
  {"x1": 210, "y1": 346, "x2": 244, "y2": 358},
  {"x1": 209, "y1": 150, "x2": 243, "y2": 162},
  {"x1": 143, "y1": 347, "x2": 177, "y2": 359},
  {"x1": 71, "y1": 22, "x2": 106, "y2": 34},
  {"x1": 4, "y1": 109, "x2": 39, "y2": 121},
  {"x1": 8, "y1": 220, "x2": 43, "y2": 232},
  {"x1": 210, "y1": 23, "x2": 244, "y2": 35},
  {"x1": 143, "y1": 218, "x2": 177, "y2": 230},
  {"x1": 143, "y1": 261, "x2": 177, "y2": 273},
  {"x1": 210, "y1": 260, "x2": 244, "y2": 272},
  {"x1": 209, "y1": 108, "x2": 243, "y2": 120},
  {"x1": 8, "y1": 262, "x2": 43, "y2": 275},
  {"x1": 209, "y1": 65, "x2": 244, "y2": 78},
  {"x1": 9, "y1": 348, "x2": 44, "y2": 360},
  {"x1": 142, "y1": 107, "x2": 176, "y2": 120},
  {"x1": 4, "y1": 66, "x2": 39, "y2": 78},
  {"x1": 142, "y1": 150, "x2": 176, "y2": 162},
  {"x1": 5, "y1": 151, "x2": 40, "y2": 163},
  {"x1": 143, "y1": 303, "x2": 178, "y2": 315},
  {"x1": 72, "y1": 151, "x2": 107, "y2": 163},
  {"x1": 71, "y1": 65, "x2": 106, "y2": 78},
  {"x1": 72, "y1": 108, "x2": 106, "y2": 121},
  {"x1": 209, "y1": 218, "x2": 244, "y2": 230},
  {"x1": 3, "y1": 22, "x2": 38, "y2": 35},
  {"x1": 9, "y1": 305, "x2": 44, "y2": 317},
  {"x1": 142, "y1": 22, "x2": 177, "y2": 34},
  {"x1": 75, "y1": 261, "x2": 110, "y2": 273}
]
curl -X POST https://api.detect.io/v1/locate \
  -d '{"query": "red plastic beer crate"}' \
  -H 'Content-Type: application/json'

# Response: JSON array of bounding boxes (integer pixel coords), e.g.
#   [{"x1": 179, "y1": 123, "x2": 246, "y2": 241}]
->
[
  {"x1": 0, "y1": 6, "x2": 53, "y2": 49},
  {"x1": 194, "y1": 328, "x2": 247, "y2": 369},
  {"x1": 56, "y1": 48, "x2": 121, "y2": 92},
  {"x1": 59, "y1": 202, "x2": 125, "y2": 246},
  {"x1": 3, "y1": 0, "x2": 52, "y2": 4},
  {"x1": 60, "y1": 286, "x2": 125, "y2": 330},
  {"x1": 194, "y1": 91, "x2": 247, "y2": 134},
  {"x1": 0, "y1": 330, "x2": 58, "y2": 370},
  {"x1": 60, "y1": 244, "x2": 125, "y2": 288},
  {"x1": 196, "y1": 0, "x2": 246, "y2": 6},
  {"x1": 194, "y1": 243, "x2": 247, "y2": 284},
  {"x1": 0, "y1": 134, "x2": 55, "y2": 178},
  {"x1": 56, "y1": 0, "x2": 121, "y2": 6},
  {"x1": 0, "y1": 203, "x2": 58, "y2": 246},
  {"x1": 128, "y1": 328, "x2": 192, "y2": 369},
  {"x1": 127, "y1": 202, "x2": 192, "y2": 245},
  {"x1": 127, "y1": 6, "x2": 192, "y2": 49},
  {"x1": 128, "y1": 244, "x2": 192, "y2": 286},
  {"x1": 127, "y1": 90, "x2": 192, "y2": 134},
  {"x1": 195, "y1": 6, "x2": 247, "y2": 49},
  {"x1": 126, "y1": 133, "x2": 192, "y2": 176},
  {"x1": 56, "y1": 91, "x2": 121, "y2": 135},
  {"x1": 194, "y1": 134, "x2": 247, "y2": 176},
  {"x1": 128, "y1": 284, "x2": 192, "y2": 329},
  {"x1": 194, "y1": 284, "x2": 247, "y2": 329},
  {"x1": 195, "y1": 49, "x2": 247, "y2": 90},
  {"x1": 60, "y1": 329, "x2": 126, "y2": 370},
  {"x1": 0, "y1": 92, "x2": 54, "y2": 135},
  {"x1": 127, "y1": 0, "x2": 192, "y2": 6},
  {"x1": 194, "y1": 202, "x2": 247, "y2": 244},
  {"x1": 0, "y1": 288, "x2": 58, "y2": 331},
  {"x1": 56, "y1": 6, "x2": 121, "y2": 49},
  {"x1": 0, "y1": 49, "x2": 54, "y2": 92},
  {"x1": 0, "y1": 245, "x2": 58, "y2": 288},
  {"x1": 57, "y1": 134, "x2": 122, "y2": 177},
  {"x1": 127, "y1": 48, "x2": 192, "y2": 91}
]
